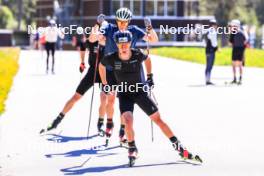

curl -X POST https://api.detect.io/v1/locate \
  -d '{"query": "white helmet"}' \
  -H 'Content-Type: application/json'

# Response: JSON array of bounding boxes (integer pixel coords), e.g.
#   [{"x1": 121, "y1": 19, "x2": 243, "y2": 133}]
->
[
  {"x1": 230, "y1": 19, "x2": 241, "y2": 27},
  {"x1": 116, "y1": 8, "x2": 132, "y2": 21},
  {"x1": 49, "y1": 19, "x2": 56, "y2": 26}
]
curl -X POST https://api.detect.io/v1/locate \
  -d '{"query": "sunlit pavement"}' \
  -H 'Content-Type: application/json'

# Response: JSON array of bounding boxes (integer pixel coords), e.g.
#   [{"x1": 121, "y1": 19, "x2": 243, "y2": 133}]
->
[{"x1": 1, "y1": 50, "x2": 264, "y2": 176}]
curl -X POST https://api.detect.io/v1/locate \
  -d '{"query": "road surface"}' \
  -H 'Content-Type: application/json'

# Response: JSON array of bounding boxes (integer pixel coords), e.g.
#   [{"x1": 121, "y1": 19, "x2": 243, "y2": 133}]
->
[{"x1": 1, "y1": 50, "x2": 264, "y2": 176}]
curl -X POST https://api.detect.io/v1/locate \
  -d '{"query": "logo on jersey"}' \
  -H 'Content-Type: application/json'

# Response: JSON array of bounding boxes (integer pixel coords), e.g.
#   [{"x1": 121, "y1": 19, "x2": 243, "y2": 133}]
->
[{"x1": 115, "y1": 62, "x2": 122, "y2": 70}]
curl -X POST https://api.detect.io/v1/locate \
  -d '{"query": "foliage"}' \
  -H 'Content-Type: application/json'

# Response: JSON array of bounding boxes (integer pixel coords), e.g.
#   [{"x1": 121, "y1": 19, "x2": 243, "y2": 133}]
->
[
  {"x1": 0, "y1": 5, "x2": 16, "y2": 29},
  {"x1": 0, "y1": 48, "x2": 20, "y2": 114}
]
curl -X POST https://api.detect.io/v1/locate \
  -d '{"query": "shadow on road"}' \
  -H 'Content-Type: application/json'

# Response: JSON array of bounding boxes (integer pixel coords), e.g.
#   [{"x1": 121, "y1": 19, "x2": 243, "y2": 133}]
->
[
  {"x1": 45, "y1": 134, "x2": 99, "y2": 143},
  {"x1": 45, "y1": 145, "x2": 120, "y2": 158},
  {"x1": 61, "y1": 161, "x2": 199, "y2": 175}
]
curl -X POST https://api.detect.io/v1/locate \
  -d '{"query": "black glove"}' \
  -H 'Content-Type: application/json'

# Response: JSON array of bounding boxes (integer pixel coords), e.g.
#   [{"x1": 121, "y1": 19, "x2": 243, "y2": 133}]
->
[
  {"x1": 213, "y1": 46, "x2": 218, "y2": 52},
  {"x1": 147, "y1": 73, "x2": 154, "y2": 88},
  {"x1": 79, "y1": 62, "x2": 86, "y2": 73}
]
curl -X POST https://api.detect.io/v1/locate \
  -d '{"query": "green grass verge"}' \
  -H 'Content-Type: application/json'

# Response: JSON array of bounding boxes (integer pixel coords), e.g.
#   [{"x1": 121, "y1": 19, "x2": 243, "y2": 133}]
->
[
  {"x1": 151, "y1": 47, "x2": 264, "y2": 68},
  {"x1": 0, "y1": 47, "x2": 20, "y2": 114}
]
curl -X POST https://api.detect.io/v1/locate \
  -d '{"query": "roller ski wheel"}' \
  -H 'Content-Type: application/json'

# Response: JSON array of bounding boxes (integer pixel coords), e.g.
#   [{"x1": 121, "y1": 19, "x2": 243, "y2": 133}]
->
[
  {"x1": 39, "y1": 124, "x2": 56, "y2": 135},
  {"x1": 173, "y1": 141, "x2": 202, "y2": 164},
  {"x1": 128, "y1": 151, "x2": 138, "y2": 167},
  {"x1": 179, "y1": 151, "x2": 203, "y2": 164},
  {"x1": 128, "y1": 156, "x2": 136, "y2": 167},
  {"x1": 40, "y1": 116, "x2": 63, "y2": 135}
]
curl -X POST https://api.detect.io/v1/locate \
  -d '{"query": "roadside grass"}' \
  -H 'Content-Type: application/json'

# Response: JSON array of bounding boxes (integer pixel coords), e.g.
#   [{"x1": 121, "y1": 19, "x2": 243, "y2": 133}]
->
[{"x1": 151, "y1": 47, "x2": 264, "y2": 68}]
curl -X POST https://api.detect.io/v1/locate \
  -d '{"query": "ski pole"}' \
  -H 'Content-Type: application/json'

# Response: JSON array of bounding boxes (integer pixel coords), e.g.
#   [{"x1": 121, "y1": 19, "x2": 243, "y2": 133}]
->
[
  {"x1": 144, "y1": 17, "x2": 154, "y2": 142},
  {"x1": 87, "y1": 45, "x2": 100, "y2": 138}
]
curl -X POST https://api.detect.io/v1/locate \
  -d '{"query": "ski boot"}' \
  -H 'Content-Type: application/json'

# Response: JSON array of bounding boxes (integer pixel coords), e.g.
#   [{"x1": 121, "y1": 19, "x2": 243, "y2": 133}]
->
[
  {"x1": 119, "y1": 126, "x2": 128, "y2": 148},
  {"x1": 97, "y1": 118, "x2": 105, "y2": 137},
  {"x1": 105, "y1": 119, "x2": 114, "y2": 146},
  {"x1": 40, "y1": 114, "x2": 63, "y2": 134},
  {"x1": 230, "y1": 78, "x2": 237, "y2": 84},
  {"x1": 172, "y1": 141, "x2": 202, "y2": 164},
  {"x1": 128, "y1": 146, "x2": 138, "y2": 167},
  {"x1": 237, "y1": 77, "x2": 242, "y2": 85},
  {"x1": 206, "y1": 81, "x2": 214, "y2": 86}
]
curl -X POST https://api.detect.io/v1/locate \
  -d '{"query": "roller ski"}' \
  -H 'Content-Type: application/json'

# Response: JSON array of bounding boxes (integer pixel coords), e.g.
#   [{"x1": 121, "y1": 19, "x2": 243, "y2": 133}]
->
[
  {"x1": 97, "y1": 118, "x2": 105, "y2": 137},
  {"x1": 128, "y1": 147, "x2": 138, "y2": 167},
  {"x1": 237, "y1": 76, "x2": 242, "y2": 85},
  {"x1": 40, "y1": 115, "x2": 63, "y2": 134},
  {"x1": 173, "y1": 141, "x2": 203, "y2": 164},
  {"x1": 105, "y1": 127, "x2": 113, "y2": 147}
]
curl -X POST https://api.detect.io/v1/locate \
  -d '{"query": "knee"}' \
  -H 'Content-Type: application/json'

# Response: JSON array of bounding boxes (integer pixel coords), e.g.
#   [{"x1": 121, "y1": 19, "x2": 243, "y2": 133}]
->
[
  {"x1": 107, "y1": 94, "x2": 115, "y2": 105},
  {"x1": 150, "y1": 112, "x2": 162, "y2": 124},
  {"x1": 71, "y1": 93, "x2": 81, "y2": 102},
  {"x1": 100, "y1": 92, "x2": 107, "y2": 103},
  {"x1": 122, "y1": 112, "x2": 133, "y2": 126}
]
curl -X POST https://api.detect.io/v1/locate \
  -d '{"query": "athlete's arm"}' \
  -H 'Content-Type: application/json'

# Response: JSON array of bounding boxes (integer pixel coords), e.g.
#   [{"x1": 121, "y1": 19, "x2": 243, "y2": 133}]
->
[
  {"x1": 142, "y1": 18, "x2": 158, "y2": 43},
  {"x1": 144, "y1": 57, "x2": 154, "y2": 87},
  {"x1": 144, "y1": 57, "x2": 152, "y2": 75},
  {"x1": 143, "y1": 29, "x2": 159, "y2": 43},
  {"x1": 99, "y1": 63, "x2": 107, "y2": 85},
  {"x1": 89, "y1": 24, "x2": 99, "y2": 43},
  {"x1": 97, "y1": 21, "x2": 110, "y2": 46}
]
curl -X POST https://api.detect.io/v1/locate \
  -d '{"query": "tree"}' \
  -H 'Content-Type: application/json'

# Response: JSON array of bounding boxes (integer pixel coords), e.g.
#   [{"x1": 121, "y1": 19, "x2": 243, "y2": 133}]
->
[
  {"x1": 200, "y1": 0, "x2": 259, "y2": 26},
  {"x1": 0, "y1": 5, "x2": 16, "y2": 29},
  {"x1": 0, "y1": 0, "x2": 36, "y2": 30}
]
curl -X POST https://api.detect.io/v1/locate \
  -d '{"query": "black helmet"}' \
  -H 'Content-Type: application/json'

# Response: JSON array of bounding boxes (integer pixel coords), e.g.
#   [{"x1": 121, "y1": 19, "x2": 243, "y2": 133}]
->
[{"x1": 114, "y1": 30, "x2": 132, "y2": 43}]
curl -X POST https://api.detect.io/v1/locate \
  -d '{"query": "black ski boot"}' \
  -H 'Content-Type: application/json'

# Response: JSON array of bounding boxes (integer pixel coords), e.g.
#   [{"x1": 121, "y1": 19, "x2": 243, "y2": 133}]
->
[
  {"x1": 128, "y1": 141, "x2": 138, "y2": 167},
  {"x1": 105, "y1": 119, "x2": 114, "y2": 146},
  {"x1": 119, "y1": 125, "x2": 127, "y2": 148},
  {"x1": 97, "y1": 118, "x2": 105, "y2": 137},
  {"x1": 237, "y1": 76, "x2": 242, "y2": 85},
  {"x1": 40, "y1": 113, "x2": 64, "y2": 134},
  {"x1": 230, "y1": 78, "x2": 237, "y2": 84}
]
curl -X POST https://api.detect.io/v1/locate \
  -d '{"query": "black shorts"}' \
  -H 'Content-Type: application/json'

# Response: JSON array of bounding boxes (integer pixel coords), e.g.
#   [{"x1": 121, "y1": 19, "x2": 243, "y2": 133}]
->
[
  {"x1": 119, "y1": 91, "x2": 158, "y2": 116},
  {"x1": 232, "y1": 47, "x2": 245, "y2": 61},
  {"x1": 76, "y1": 67, "x2": 101, "y2": 95},
  {"x1": 100, "y1": 70, "x2": 117, "y2": 93},
  {"x1": 45, "y1": 42, "x2": 55, "y2": 53},
  {"x1": 76, "y1": 41, "x2": 86, "y2": 51},
  {"x1": 106, "y1": 70, "x2": 117, "y2": 86}
]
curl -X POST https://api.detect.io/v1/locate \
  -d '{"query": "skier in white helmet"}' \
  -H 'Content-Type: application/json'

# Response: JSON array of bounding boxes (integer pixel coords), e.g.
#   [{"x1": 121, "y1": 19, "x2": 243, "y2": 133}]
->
[{"x1": 96, "y1": 8, "x2": 158, "y2": 146}]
